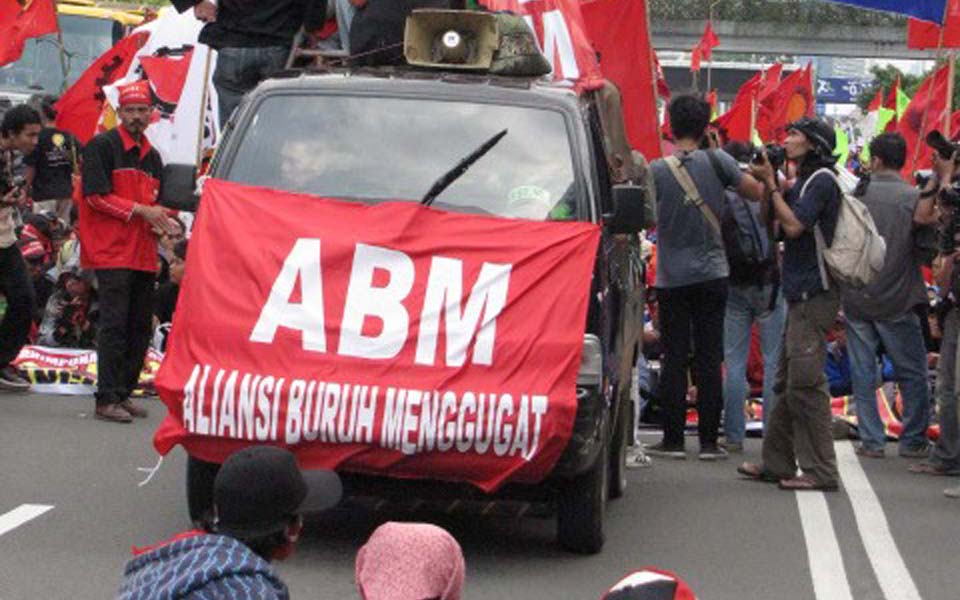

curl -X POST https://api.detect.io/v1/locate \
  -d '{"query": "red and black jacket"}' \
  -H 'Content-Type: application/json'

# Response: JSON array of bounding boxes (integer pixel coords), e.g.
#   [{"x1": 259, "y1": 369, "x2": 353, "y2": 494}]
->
[{"x1": 80, "y1": 126, "x2": 163, "y2": 272}]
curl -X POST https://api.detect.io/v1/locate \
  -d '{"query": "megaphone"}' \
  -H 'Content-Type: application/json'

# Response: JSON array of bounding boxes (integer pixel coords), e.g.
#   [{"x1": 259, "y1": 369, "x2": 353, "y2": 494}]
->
[{"x1": 404, "y1": 10, "x2": 499, "y2": 70}]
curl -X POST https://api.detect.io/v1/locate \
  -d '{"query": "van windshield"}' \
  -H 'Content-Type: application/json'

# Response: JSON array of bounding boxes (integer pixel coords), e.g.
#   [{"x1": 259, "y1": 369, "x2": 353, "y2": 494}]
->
[{"x1": 225, "y1": 94, "x2": 580, "y2": 221}]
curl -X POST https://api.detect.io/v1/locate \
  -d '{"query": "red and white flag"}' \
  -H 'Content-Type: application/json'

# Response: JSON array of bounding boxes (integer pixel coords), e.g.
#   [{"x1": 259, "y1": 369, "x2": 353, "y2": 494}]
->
[{"x1": 154, "y1": 179, "x2": 600, "y2": 492}]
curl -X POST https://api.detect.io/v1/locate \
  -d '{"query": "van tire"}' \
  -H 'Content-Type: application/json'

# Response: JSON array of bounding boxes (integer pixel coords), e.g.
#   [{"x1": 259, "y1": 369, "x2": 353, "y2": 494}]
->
[
  {"x1": 556, "y1": 421, "x2": 608, "y2": 554},
  {"x1": 609, "y1": 397, "x2": 630, "y2": 499}
]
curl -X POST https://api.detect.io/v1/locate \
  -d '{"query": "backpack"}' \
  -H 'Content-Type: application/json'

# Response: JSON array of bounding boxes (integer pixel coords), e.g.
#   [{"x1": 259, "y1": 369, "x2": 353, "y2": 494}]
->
[
  {"x1": 800, "y1": 168, "x2": 886, "y2": 289},
  {"x1": 664, "y1": 151, "x2": 769, "y2": 271}
]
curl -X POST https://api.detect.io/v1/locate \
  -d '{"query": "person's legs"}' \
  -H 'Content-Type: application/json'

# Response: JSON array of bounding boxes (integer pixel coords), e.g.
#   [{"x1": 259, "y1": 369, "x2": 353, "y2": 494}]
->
[
  {"x1": 254, "y1": 46, "x2": 290, "y2": 82},
  {"x1": 934, "y1": 311, "x2": 960, "y2": 471},
  {"x1": 0, "y1": 245, "x2": 35, "y2": 369},
  {"x1": 761, "y1": 309, "x2": 799, "y2": 480},
  {"x1": 758, "y1": 288, "x2": 786, "y2": 431},
  {"x1": 691, "y1": 278, "x2": 727, "y2": 449},
  {"x1": 656, "y1": 285, "x2": 693, "y2": 450},
  {"x1": 723, "y1": 285, "x2": 753, "y2": 446},
  {"x1": 94, "y1": 269, "x2": 132, "y2": 406},
  {"x1": 845, "y1": 316, "x2": 886, "y2": 453},
  {"x1": 875, "y1": 313, "x2": 931, "y2": 453},
  {"x1": 787, "y1": 292, "x2": 841, "y2": 487},
  {"x1": 333, "y1": 0, "x2": 358, "y2": 52},
  {"x1": 122, "y1": 271, "x2": 156, "y2": 397},
  {"x1": 213, "y1": 47, "x2": 262, "y2": 129}
]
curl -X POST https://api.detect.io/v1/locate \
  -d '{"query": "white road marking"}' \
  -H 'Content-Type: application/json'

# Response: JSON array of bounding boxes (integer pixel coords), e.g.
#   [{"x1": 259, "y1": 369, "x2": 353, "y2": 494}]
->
[
  {"x1": 0, "y1": 504, "x2": 54, "y2": 538},
  {"x1": 835, "y1": 442, "x2": 923, "y2": 600},
  {"x1": 796, "y1": 491, "x2": 854, "y2": 600}
]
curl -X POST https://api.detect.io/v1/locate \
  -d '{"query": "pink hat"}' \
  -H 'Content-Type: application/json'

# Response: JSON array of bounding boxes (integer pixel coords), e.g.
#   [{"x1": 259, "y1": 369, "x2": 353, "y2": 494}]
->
[
  {"x1": 118, "y1": 80, "x2": 151, "y2": 106},
  {"x1": 356, "y1": 522, "x2": 465, "y2": 600}
]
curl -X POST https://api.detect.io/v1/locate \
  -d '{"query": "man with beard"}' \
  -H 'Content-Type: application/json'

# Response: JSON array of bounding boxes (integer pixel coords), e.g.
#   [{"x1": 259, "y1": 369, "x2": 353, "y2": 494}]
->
[{"x1": 79, "y1": 80, "x2": 178, "y2": 423}]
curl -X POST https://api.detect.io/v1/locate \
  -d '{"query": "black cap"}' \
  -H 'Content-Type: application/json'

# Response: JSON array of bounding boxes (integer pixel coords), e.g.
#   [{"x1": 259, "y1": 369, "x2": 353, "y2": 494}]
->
[
  {"x1": 213, "y1": 446, "x2": 342, "y2": 538},
  {"x1": 788, "y1": 117, "x2": 836, "y2": 157}
]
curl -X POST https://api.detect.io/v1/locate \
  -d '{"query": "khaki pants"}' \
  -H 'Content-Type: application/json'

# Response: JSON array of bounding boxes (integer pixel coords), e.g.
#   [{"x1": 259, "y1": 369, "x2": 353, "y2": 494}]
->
[{"x1": 762, "y1": 290, "x2": 841, "y2": 486}]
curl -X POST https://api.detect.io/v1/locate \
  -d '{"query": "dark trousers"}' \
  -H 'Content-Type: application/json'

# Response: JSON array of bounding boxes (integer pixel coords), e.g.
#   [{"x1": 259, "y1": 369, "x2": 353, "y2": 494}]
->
[
  {"x1": 95, "y1": 269, "x2": 155, "y2": 406},
  {"x1": 213, "y1": 46, "x2": 288, "y2": 129},
  {"x1": 0, "y1": 244, "x2": 35, "y2": 367},
  {"x1": 657, "y1": 278, "x2": 728, "y2": 447}
]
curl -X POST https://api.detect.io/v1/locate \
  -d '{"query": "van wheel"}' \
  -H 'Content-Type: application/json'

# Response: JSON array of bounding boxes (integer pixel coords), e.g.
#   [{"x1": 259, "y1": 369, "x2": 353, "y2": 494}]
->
[
  {"x1": 609, "y1": 397, "x2": 630, "y2": 499},
  {"x1": 186, "y1": 455, "x2": 220, "y2": 529},
  {"x1": 556, "y1": 422, "x2": 608, "y2": 554}
]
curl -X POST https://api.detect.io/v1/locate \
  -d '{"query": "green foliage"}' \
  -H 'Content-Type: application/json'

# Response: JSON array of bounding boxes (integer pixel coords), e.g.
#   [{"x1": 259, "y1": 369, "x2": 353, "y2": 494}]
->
[
  {"x1": 649, "y1": 0, "x2": 903, "y2": 26},
  {"x1": 856, "y1": 60, "x2": 960, "y2": 113}
]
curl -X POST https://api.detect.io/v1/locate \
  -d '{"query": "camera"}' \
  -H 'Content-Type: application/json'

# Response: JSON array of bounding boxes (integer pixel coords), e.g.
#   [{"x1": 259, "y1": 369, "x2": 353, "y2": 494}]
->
[
  {"x1": 926, "y1": 130, "x2": 960, "y2": 162},
  {"x1": 752, "y1": 143, "x2": 786, "y2": 171}
]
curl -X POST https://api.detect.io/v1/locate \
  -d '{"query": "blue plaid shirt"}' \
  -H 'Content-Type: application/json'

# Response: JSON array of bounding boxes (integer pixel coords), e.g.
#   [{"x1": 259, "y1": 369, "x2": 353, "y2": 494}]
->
[{"x1": 117, "y1": 533, "x2": 288, "y2": 600}]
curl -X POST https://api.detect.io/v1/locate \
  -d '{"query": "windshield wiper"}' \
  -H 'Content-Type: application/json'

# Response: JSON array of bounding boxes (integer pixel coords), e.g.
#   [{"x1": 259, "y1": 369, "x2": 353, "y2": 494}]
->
[{"x1": 420, "y1": 129, "x2": 508, "y2": 207}]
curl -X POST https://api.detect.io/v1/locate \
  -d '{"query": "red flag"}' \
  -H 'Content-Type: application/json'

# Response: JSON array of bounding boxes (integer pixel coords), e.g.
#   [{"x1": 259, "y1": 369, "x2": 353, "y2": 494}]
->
[
  {"x1": 54, "y1": 31, "x2": 149, "y2": 144},
  {"x1": 0, "y1": 0, "x2": 58, "y2": 66},
  {"x1": 479, "y1": 0, "x2": 603, "y2": 90},
  {"x1": 690, "y1": 45, "x2": 702, "y2": 72},
  {"x1": 755, "y1": 63, "x2": 785, "y2": 141},
  {"x1": 757, "y1": 63, "x2": 783, "y2": 103},
  {"x1": 866, "y1": 87, "x2": 884, "y2": 112},
  {"x1": 698, "y1": 21, "x2": 720, "y2": 60},
  {"x1": 581, "y1": 0, "x2": 662, "y2": 159},
  {"x1": 898, "y1": 64, "x2": 951, "y2": 176},
  {"x1": 908, "y1": 0, "x2": 960, "y2": 49},
  {"x1": 653, "y1": 52, "x2": 671, "y2": 100},
  {"x1": 765, "y1": 62, "x2": 815, "y2": 142},
  {"x1": 713, "y1": 73, "x2": 762, "y2": 142},
  {"x1": 883, "y1": 75, "x2": 902, "y2": 132},
  {"x1": 154, "y1": 178, "x2": 600, "y2": 493},
  {"x1": 140, "y1": 48, "x2": 195, "y2": 105}
]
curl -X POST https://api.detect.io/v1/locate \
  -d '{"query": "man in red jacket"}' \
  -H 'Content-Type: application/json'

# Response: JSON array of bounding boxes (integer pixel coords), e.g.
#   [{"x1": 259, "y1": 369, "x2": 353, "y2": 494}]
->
[{"x1": 80, "y1": 80, "x2": 177, "y2": 423}]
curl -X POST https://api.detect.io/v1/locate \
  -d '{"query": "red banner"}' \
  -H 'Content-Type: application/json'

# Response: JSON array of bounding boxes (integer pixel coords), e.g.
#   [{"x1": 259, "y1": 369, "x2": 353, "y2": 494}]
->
[
  {"x1": 0, "y1": 0, "x2": 57, "y2": 66},
  {"x1": 154, "y1": 180, "x2": 600, "y2": 492}
]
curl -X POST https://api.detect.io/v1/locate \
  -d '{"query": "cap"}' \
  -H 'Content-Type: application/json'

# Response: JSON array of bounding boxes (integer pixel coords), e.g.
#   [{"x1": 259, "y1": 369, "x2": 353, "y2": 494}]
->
[
  {"x1": 787, "y1": 117, "x2": 836, "y2": 157},
  {"x1": 118, "y1": 80, "x2": 152, "y2": 107},
  {"x1": 356, "y1": 522, "x2": 465, "y2": 600},
  {"x1": 213, "y1": 446, "x2": 342, "y2": 538},
  {"x1": 602, "y1": 569, "x2": 697, "y2": 600}
]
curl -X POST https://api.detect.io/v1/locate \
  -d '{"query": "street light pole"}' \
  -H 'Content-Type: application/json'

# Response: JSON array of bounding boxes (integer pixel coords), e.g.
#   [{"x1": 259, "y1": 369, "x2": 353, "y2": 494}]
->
[{"x1": 706, "y1": 0, "x2": 721, "y2": 93}]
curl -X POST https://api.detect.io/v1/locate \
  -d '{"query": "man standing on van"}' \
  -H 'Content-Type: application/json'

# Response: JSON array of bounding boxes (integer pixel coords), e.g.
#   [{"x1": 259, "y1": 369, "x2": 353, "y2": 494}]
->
[
  {"x1": 80, "y1": 80, "x2": 177, "y2": 423},
  {"x1": 646, "y1": 95, "x2": 766, "y2": 460}
]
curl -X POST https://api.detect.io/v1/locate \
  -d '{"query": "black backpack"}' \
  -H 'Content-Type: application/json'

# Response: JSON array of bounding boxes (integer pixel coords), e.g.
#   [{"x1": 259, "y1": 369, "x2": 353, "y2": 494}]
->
[{"x1": 704, "y1": 151, "x2": 772, "y2": 272}]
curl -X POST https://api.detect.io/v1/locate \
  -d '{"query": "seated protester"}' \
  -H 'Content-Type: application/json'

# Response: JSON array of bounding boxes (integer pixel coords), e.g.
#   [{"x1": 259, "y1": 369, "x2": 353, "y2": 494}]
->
[
  {"x1": 24, "y1": 94, "x2": 80, "y2": 222},
  {"x1": 37, "y1": 266, "x2": 97, "y2": 349},
  {"x1": 118, "y1": 446, "x2": 342, "y2": 600},
  {"x1": 157, "y1": 216, "x2": 186, "y2": 285},
  {"x1": 601, "y1": 569, "x2": 698, "y2": 600},
  {"x1": 356, "y1": 522, "x2": 465, "y2": 600},
  {"x1": 17, "y1": 211, "x2": 62, "y2": 321},
  {"x1": 154, "y1": 240, "x2": 187, "y2": 351}
]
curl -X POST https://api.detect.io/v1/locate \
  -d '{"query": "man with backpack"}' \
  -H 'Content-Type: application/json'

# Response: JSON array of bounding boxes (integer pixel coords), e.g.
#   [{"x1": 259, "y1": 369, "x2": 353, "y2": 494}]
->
[
  {"x1": 720, "y1": 142, "x2": 786, "y2": 454},
  {"x1": 645, "y1": 95, "x2": 766, "y2": 461},
  {"x1": 842, "y1": 133, "x2": 936, "y2": 459},
  {"x1": 738, "y1": 117, "x2": 844, "y2": 491}
]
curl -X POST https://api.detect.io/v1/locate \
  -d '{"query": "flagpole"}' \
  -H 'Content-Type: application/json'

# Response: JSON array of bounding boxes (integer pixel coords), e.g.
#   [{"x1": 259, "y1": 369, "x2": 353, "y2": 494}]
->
[
  {"x1": 194, "y1": 48, "x2": 214, "y2": 171},
  {"x1": 946, "y1": 50, "x2": 956, "y2": 137},
  {"x1": 53, "y1": 9, "x2": 69, "y2": 94},
  {"x1": 912, "y1": 8, "x2": 949, "y2": 170},
  {"x1": 707, "y1": 1, "x2": 720, "y2": 92}
]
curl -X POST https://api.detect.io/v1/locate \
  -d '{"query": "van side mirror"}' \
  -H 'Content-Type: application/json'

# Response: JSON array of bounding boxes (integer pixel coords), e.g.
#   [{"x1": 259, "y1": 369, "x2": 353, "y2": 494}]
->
[
  {"x1": 158, "y1": 164, "x2": 200, "y2": 212},
  {"x1": 603, "y1": 184, "x2": 646, "y2": 233}
]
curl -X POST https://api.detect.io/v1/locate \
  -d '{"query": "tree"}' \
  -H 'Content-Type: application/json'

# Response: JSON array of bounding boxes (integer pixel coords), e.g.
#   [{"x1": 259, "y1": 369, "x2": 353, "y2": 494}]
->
[{"x1": 857, "y1": 60, "x2": 960, "y2": 113}]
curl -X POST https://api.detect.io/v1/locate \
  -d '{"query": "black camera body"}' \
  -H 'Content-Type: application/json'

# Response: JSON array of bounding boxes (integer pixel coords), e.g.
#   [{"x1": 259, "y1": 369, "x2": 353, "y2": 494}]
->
[
  {"x1": 752, "y1": 143, "x2": 786, "y2": 171},
  {"x1": 926, "y1": 130, "x2": 960, "y2": 162}
]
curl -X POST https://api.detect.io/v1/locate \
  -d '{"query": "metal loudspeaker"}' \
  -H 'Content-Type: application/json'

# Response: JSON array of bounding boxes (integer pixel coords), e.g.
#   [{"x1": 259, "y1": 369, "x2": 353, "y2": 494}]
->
[{"x1": 404, "y1": 10, "x2": 499, "y2": 70}]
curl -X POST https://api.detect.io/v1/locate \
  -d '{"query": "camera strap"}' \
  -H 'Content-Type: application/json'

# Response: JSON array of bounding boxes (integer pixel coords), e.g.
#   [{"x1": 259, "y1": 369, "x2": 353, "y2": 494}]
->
[{"x1": 664, "y1": 154, "x2": 723, "y2": 242}]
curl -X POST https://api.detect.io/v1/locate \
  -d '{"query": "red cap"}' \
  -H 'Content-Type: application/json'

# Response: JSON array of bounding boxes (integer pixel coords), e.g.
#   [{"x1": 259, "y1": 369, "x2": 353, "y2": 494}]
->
[{"x1": 118, "y1": 80, "x2": 152, "y2": 107}]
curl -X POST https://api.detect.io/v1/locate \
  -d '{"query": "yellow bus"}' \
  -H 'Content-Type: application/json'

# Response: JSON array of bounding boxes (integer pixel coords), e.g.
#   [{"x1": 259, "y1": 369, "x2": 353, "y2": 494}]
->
[{"x1": 0, "y1": 0, "x2": 146, "y2": 105}]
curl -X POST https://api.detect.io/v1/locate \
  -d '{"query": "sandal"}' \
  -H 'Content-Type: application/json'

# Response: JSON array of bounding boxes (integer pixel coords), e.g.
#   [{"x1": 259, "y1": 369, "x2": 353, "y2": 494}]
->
[
  {"x1": 778, "y1": 474, "x2": 839, "y2": 492},
  {"x1": 737, "y1": 462, "x2": 778, "y2": 482},
  {"x1": 908, "y1": 462, "x2": 957, "y2": 476}
]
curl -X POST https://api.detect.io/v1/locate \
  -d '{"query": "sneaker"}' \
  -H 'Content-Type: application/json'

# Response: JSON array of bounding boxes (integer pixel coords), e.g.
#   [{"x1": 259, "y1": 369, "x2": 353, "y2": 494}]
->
[
  {"x1": 0, "y1": 365, "x2": 30, "y2": 391},
  {"x1": 120, "y1": 399, "x2": 149, "y2": 419},
  {"x1": 643, "y1": 442, "x2": 686, "y2": 459},
  {"x1": 720, "y1": 440, "x2": 744, "y2": 454},
  {"x1": 945, "y1": 485, "x2": 960, "y2": 499},
  {"x1": 626, "y1": 446, "x2": 653, "y2": 469},
  {"x1": 856, "y1": 445, "x2": 885, "y2": 459},
  {"x1": 699, "y1": 445, "x2": 729, "y2": 461},
  {"x1": 899, "y1": 444, "x2": 932, "y2": 459}
]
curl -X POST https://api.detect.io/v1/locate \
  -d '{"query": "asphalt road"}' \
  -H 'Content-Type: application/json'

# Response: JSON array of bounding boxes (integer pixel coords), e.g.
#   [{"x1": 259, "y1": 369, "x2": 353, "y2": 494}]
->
[{"x1": 1, "y1": 392, "x2": 958, "y2": 600}]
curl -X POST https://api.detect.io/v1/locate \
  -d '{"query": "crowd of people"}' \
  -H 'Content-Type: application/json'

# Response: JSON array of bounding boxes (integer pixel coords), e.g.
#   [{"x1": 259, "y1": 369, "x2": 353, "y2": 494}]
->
[{"x1": 631, "y1": 93, "x2": 960, "y2": 500}]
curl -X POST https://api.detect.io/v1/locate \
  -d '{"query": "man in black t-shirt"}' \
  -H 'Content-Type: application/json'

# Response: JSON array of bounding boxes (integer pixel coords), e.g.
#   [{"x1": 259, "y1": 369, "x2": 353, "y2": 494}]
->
[{"x1": 25, "y1": 95, "x2": 80, "y2": 221}]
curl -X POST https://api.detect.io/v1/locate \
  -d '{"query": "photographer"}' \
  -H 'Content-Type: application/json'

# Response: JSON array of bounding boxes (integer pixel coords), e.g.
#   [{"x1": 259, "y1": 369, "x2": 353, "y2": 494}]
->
[
  {"x1": 910, "y1": 135, "x2": 960, "y2": 496},
  {"x1": 841, "y1": 133, "x2": 935, "y2": 459},
  {"x1": 646, "y1": 95, "x2": 767, "y2": 461},
  {"x1": 738, "y1": 117, "x2": 842, "y2": 492},
  {"x1": 0, "y1": 105, "x2": 42, "y2": 391}
]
